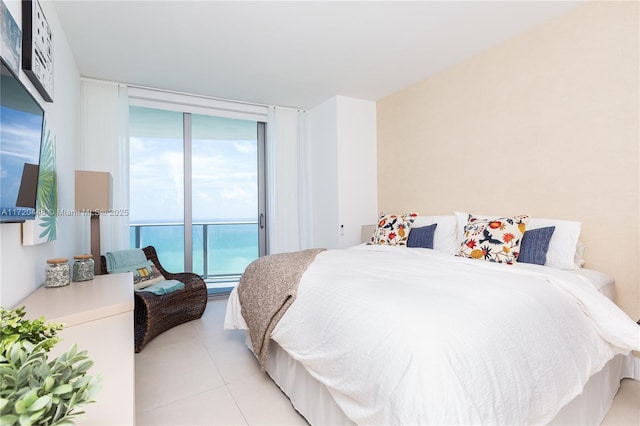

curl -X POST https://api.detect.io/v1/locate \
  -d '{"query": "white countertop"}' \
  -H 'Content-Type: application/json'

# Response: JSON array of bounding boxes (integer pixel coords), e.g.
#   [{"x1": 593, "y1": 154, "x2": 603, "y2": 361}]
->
[{"x1": 19, "y1": 273, "x2": 134, "y2": 327}]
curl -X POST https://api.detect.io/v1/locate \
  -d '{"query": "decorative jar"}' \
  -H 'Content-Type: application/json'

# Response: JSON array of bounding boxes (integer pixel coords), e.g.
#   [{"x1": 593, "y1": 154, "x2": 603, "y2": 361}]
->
[
  {"x1": 45, "y1": 258, "x2": 70, "y2": 288},
  {"x1": 72, "y1": 254, "x2": 94, "y2": 282}
]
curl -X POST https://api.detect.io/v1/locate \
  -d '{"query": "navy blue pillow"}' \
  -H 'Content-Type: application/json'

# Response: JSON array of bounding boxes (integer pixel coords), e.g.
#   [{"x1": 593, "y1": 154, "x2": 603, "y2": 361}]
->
[
  {"x1": 518, "y1": 226, "x2": 556, "y2": 265},
  {"x1": 407, "y1": 224, "x2": 438, "y2": 249}
]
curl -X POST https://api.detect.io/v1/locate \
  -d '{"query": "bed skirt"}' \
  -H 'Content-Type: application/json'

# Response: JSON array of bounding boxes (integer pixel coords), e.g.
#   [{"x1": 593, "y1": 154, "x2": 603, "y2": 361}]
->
[{"x1": 255, "y1": 334, "x2": 637, "y2": 426}]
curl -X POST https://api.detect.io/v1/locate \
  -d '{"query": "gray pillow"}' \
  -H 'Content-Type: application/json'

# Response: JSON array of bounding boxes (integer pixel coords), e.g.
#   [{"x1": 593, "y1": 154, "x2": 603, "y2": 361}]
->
[
  {"x1": 518, "y1": 226, "x2": 556, "y2": 265},
  {"x1": 407, "y1": 224, "x2": 438, "y2": 249}
]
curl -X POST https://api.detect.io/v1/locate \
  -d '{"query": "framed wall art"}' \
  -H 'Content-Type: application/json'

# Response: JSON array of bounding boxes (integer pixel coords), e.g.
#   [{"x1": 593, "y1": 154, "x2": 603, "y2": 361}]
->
[
  {"x1": 0, "y1": 0, "x2": 21, "y2": 74},
  {"x1": 23, "y1": 122, "x2": 57, "y2": 246},
  {"x1": 22, "y1": 0, "x2": 53, "y2": 102}
]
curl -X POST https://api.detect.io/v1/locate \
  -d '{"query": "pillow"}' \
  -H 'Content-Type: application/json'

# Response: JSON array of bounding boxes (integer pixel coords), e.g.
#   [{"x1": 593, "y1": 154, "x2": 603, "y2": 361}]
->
[
  {"x1": 527, "y1": 218, "x2": 582, "y2": 269},
  {"x1": 518, "y1": 226, "x2": 555, "y2": 265},
  {"x1": 370, "y1": 212, "x2": 417, "y2": 245},
  {"x1": 458, "y1": 214, "x2": 529, "y2": 264},
  {"x1": 574, "y1": 240, "x2": 585, "y2": 268},
  {"x1": 111, "y1": 259, "x2": 166, "y2": 290},
  {"x1": 407, "y1": 224, "x2": 438, "y2": 249},
  {"x1": 412, "y1": 215, "x2": 459, "y2": 254},
  {"x1": 455, "y1": 211, "x2": 530, "y2": 243}
]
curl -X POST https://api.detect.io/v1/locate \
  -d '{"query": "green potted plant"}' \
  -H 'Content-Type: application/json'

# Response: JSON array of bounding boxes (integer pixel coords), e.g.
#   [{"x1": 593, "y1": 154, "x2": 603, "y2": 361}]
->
[{"x1": 0, "y1": 306, "x2": 100, "y2": 426}]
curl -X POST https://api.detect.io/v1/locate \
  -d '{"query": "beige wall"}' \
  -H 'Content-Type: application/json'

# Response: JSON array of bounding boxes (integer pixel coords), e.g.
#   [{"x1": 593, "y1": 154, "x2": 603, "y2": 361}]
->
[{"x1": 377, "y1": 1, "x2": 639, "y2": 318}]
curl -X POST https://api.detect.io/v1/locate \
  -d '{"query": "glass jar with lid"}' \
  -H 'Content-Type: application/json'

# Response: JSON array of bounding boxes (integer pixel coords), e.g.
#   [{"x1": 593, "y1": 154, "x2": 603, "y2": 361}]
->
[
  {"x1": 45, "y1": 258, "x2": 70, "y2": 288},
  {"x1": 72, "y1": 254, "x2": 94, "y2": 282}
]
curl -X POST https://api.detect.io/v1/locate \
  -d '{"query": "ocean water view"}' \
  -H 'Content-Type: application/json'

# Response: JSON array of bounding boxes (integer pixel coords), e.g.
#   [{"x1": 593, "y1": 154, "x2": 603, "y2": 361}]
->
[{"x1": 129, "y1": 221, "x2": 259, "y2": 280}]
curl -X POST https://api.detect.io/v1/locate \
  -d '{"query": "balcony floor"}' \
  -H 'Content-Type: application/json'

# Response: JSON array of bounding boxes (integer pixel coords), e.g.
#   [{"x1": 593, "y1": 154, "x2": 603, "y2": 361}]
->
[{"x1": 206, "y1": 277, "x2": 238, "y2": 295}]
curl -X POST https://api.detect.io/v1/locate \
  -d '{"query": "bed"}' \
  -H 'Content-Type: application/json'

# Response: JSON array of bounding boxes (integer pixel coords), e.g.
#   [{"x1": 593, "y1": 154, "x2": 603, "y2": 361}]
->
[{"x1": 225, "y1": 213, "x2": 640, "y2": 425}]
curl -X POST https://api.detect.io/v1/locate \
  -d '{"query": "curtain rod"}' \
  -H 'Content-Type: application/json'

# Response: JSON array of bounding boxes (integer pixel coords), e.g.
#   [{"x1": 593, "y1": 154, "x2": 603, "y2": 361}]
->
[{"x1": 79, "y1": 76, "x2": 306, "y2": 112}]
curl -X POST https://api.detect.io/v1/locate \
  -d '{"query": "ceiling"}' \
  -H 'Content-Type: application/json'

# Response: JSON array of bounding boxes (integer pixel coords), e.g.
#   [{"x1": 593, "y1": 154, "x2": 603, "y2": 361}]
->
[{"x1": 54, "y1": 1, "x2": 580, "y2": 110}]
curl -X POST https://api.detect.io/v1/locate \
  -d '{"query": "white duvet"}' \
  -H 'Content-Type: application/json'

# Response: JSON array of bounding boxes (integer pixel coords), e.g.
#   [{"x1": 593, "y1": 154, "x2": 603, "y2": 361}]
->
[{"x1": 227, "y1": 245, "x2": 639, "y2": 425}]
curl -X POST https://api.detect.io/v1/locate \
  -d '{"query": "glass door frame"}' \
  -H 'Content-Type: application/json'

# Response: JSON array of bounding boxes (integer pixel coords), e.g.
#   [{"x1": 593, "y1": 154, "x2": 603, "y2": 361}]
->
[
  {"x1": 128, "y1": 92, "x2": 268, "y2": 278},
  {"x1": 183, "y1": 113, "x2": 267, "y2": 274}
]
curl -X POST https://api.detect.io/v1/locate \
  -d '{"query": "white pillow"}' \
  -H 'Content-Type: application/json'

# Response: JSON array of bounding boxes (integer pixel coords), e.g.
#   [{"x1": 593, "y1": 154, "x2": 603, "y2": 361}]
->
[
  {"x1": 527, "y1": 218, "x2": 582, "y2": 270},
  {"x1": 454, "y1": 211, "x2": 471, "y2": 244},
  {"x1": 454, "y1": 212, "x2": 583, "y2": 269},
  {"x1": 575, "y1": 240, "x2": 585, "y2": 268},
  {"x1": 413, "y1": 215, "x2": 458, "y2": 255}
]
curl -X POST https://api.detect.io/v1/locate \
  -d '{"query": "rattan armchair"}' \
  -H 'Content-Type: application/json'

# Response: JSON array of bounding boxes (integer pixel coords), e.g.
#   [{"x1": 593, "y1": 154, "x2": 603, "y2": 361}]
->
[{"x1": 101, "y1": 246, "x2": 208, "y2": 352}]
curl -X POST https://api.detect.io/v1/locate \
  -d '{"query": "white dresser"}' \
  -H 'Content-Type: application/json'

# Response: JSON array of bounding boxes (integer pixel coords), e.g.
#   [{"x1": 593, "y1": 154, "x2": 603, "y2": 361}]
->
[{"x1": 19, "y1": 273, "x2": 135, "y2": 425}]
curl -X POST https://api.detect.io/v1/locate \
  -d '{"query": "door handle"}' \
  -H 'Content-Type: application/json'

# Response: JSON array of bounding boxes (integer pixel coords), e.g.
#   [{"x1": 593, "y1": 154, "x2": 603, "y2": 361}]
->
[{"x1": 259, "y1": 213, "x2": 265, "y2": 229}]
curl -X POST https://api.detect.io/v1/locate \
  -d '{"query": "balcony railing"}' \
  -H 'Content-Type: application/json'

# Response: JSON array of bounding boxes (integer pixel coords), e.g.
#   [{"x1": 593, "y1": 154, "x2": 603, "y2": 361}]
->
[{"x1": 129, "y1": 221, "x2": 259, "y2": 282}]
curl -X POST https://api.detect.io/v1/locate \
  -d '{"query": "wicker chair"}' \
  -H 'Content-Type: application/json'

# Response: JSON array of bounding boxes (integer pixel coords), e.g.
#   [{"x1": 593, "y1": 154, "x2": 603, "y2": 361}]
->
[{"x1": 101, "y1": 246, "x2": 208, "y2": 352}]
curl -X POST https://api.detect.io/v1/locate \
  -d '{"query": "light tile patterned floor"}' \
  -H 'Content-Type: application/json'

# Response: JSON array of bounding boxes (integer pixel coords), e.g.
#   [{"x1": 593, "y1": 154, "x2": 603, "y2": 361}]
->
[
  {"x1": 135, "y1": 297, "x2": 306, "y2": 425},
  {"x1": 601, "y1": 378, "x2": 640, "y2": 425},
  {"x1": 136, "y1": 297, "x2": 639, "y2": 425}
]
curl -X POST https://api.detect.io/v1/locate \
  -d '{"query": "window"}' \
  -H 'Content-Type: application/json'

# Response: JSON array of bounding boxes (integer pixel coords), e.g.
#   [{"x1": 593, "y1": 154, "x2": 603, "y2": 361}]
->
[{"x1": 129, "y1": 105, "x2": 267, "y2": 293}]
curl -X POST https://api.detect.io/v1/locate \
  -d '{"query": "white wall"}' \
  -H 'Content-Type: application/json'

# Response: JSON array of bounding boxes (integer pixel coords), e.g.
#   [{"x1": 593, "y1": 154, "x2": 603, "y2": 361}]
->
[
  {"x1": 307, "y1": 97, "x2": 339, "y2": 249},
  {"x1": 308, "y1": 95, "x2": 377, "y2": 249},
  {"x1": 336, "y1": 96, "x2": 377, "y2": 248},
  {"x1": 0, "y1": 2, "x2": 81, "y2": 308}
]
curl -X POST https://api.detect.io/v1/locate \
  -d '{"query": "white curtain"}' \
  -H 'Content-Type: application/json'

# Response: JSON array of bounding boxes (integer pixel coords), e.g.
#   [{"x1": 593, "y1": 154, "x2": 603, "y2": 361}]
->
[
  {"x1": 80, "y1": 81, "x2": 310, "y2": 256},
  {"x1": 79, "y1": 79, "x2": 130, "y2": 254},
  {"x1": 267, "y1": 107, "x2": 312, "y2": 254}
]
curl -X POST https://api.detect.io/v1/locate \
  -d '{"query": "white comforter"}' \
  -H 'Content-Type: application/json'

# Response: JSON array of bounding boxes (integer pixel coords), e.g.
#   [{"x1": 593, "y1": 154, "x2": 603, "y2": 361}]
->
[{"x1": 226, "y1": 245, "x2": 639, "y2": 425}]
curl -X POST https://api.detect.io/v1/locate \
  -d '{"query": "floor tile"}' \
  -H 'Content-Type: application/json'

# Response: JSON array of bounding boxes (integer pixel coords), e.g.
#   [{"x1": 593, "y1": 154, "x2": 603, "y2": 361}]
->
[
  {"x1": 206, "y1": 336, "x2": 262, "y2": 384},
  {"x1": 138, "y1": 320, "x2": 201, "y2": 352},
  {"x1": 227, "y1": 373, "x2": 308, "y2": 425},
  {"x1": 135, "y1": 340, "x2": 225, "y2": 412},
  {"x1": 136, "y1": 386, "x2": 247, "y2": 425},
  {"x1": 601, "y1": 378, "x2": 640, "y2": 425},
  {"x1": 192, "y1": 298, "x2": 228, "y2": 337}
]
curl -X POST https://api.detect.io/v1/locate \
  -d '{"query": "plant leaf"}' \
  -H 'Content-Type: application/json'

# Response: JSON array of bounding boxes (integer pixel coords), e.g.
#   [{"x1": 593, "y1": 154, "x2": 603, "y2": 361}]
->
[
  {"x1": 28, "y1": 408, "x2": 46, "y2": 422},
  {"x1": 0, "y1": 306, "x2": 99, "y2": 424},
  {"x1": 51, "y1": 385, "x2": 72, "y2": 396},
  {"x1": 27, "y1": 394, "x2": 51, "y2": 412},
  {"x1": 74, "y1": 360, "x2": 94, "y2": 375},
  {"x1": 43, "y1": 376, "x2": 55, "y2": 393},
  {"x1": 0, "y1": 414, "x2": 18, "y2": 426},
  {"x1": 18, "y1": 412, "x2": 33, "y2": 426}
]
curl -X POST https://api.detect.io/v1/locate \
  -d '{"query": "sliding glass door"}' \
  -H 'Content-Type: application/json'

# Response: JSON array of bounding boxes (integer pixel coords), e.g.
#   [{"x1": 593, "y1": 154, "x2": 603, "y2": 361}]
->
[
  {"x1": 129, "y1": 107, "x2": 185, "y2": 271},
  {"x1": 189, "y1": 113, "x2": 265, "y2": 282},
  {"x1": 129, "y1": 106, "x2": 266, "y2": 288}
]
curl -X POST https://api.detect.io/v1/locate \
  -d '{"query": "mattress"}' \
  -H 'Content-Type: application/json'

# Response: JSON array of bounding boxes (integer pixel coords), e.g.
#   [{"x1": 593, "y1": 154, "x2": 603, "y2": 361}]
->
[
  {"x1": 225, "y1": 246, "x2": 638, "y2": 424},
  {"x1": 574, "y1": 268, "x2": 616, "y2": 301},
  {"x1": 224, "y1": 265, "x2": 616, "y2": 329}
]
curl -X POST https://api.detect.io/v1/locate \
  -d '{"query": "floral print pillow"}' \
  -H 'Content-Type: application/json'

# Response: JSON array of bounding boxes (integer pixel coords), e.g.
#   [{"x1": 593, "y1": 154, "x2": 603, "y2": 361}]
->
[
  {"x1": 370, "y1": 212, "x2": 417, "y2": 245},
  {"x1": 459, "y1": 214, "x2": 529, "y2": 264}
]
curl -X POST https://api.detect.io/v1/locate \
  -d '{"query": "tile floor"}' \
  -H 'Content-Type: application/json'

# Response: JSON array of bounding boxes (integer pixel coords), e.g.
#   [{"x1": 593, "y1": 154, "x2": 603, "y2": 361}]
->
[
  {"x1": 602, "y1": 378, "x2": 640, "y2": 426},
  {"x1": 135, "y1": 296, "x2": 306, "y2": 426},
  {"x1": 135, "y1": 296, "x2": 639, "y2": 425}
]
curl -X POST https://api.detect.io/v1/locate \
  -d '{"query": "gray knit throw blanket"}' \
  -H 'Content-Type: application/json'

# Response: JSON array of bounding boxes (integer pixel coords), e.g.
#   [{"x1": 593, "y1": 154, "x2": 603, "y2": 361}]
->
[{"x1": 238, "y1": 248, "x2": 326, "y2": 369}]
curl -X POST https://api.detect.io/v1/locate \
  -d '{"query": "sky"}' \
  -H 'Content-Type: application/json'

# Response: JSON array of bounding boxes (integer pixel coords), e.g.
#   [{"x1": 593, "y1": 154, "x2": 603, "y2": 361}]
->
[
  {"x1": 128, "y1": 107, "x2": 258, "y2": 224},
  {"x1": 0, "y1": 106, "x2": 43, "y2": 211},
  {"x1": 1, "y1": 65, "x2": 45, "y2": 216}
]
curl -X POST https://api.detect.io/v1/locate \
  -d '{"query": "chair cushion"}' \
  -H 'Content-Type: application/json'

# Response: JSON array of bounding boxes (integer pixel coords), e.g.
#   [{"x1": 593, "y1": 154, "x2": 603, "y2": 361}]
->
[
  {"x1": 110, "y1": 259, "x2": 166, "y2": 290},
  {"x1": 105, "y1": 249, "x2": 147, "y2": 272},
  {"x1": 136, "y1": 279, "x2": 185, "y2": 295}
]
